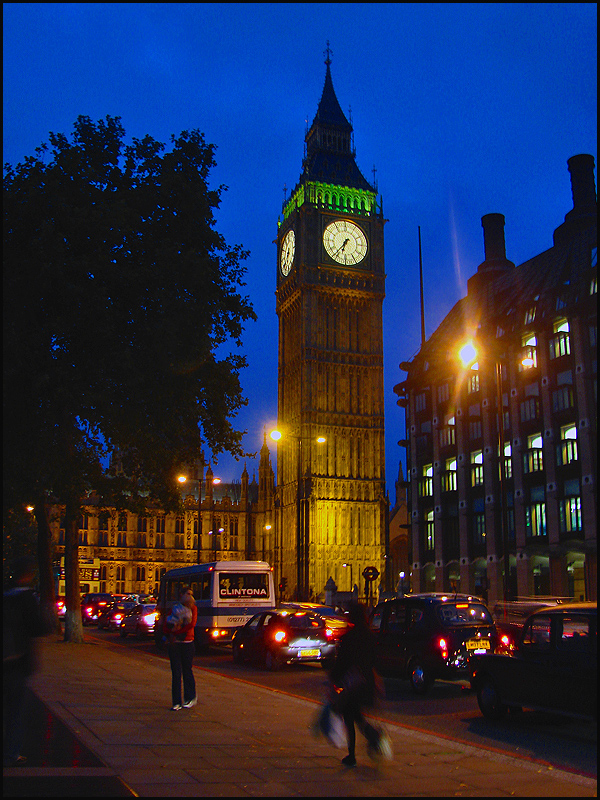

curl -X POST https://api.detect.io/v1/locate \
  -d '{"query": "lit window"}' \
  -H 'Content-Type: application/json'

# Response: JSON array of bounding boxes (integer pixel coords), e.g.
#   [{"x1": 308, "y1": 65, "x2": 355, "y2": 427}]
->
[
  {"x1": 524, "y1": 433, "x2": 544, "y2": 473},
  {"x1": 470, "y1": 450, "x2": 484, "y2": 486},
  {"x1": 557, "y1": 424, "x2": 578, "y2": 466},
  {"x1": 426, "y1": 510, "x2": 435, "y2": 550},
  {"x1": 524, "y1": 306, "x2": 536, "y2": 325},
  {"x1": 526, "y1": 502, "x2": 546, "y2": 537},
  {"x1": 521, "y1": 332, "x2": 537, "y2": 369}
]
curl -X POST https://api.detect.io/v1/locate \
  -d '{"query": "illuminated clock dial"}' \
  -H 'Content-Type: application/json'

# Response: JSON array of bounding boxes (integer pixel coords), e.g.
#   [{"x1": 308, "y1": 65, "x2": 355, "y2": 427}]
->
[
  {"x1": 323, "y1": 220, "x2": 367, "y2": 265},
  {"x1": 280, "y1": 229, "x2": 295, "y2": 276}
]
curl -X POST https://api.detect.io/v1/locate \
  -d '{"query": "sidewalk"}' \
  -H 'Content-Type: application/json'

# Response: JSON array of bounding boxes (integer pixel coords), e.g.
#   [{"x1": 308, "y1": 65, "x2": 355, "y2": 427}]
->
[{"x1": 4, "y1": 634, "x2": 597, "y2": 797}]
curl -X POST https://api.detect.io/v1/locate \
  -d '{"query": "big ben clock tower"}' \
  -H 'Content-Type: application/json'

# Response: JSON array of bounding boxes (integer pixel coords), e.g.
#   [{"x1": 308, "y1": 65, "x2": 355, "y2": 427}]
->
[{"x1": 274, "y1": 47, "x2": 387, "y2": 600}]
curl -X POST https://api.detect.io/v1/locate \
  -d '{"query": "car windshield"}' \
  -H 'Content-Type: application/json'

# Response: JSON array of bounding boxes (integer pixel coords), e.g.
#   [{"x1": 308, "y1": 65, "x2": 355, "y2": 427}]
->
[{"x1": 436, "y1": 603, "x2": 493, "y2": 625}]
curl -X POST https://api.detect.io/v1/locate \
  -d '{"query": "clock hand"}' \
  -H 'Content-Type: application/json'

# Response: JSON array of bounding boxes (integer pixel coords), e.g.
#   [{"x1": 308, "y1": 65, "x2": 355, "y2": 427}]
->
[{"x1": 333, "y1": 238, "x2": 351, "y2": 257}]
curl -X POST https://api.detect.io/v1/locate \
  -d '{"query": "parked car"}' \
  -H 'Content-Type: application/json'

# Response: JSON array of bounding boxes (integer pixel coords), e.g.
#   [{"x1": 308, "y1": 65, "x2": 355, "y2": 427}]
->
[
  {"x1": 97, "y1": 601, "x2": 137, "y2": 631},
  {"x1": 492, "y1": 600, "x2": 565, "y2": 653},
  {"x1": 119, "y1": 603, "x2": 158, "y2": 638},
  {"x1": 81, "y1": 592, "x2": 114, "y2": 625},
  {"x1": 370, "y1": 593, "x2": 498, "y2": 693},
  {"x1": 232, "y1": 609, "x2": 337, "y2": 670},
  {"x1": 470, "y1": 603, "x2": 597, "y2": 722}
]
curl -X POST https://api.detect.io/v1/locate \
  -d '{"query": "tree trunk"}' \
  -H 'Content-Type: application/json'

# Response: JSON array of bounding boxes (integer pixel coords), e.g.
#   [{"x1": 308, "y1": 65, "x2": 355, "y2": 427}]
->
[
  {"x1": 63, "y1": 502, "x2": 83, "y2": 643},
  {"x1": 35, "y1": 497, "x2": 61, "y2": 634}
]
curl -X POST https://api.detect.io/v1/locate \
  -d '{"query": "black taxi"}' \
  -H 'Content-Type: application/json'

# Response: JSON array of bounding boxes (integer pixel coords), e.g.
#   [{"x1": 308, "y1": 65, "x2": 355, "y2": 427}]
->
[{"x1": 370, "y1": 593, "x2": 497, "y2": 693}]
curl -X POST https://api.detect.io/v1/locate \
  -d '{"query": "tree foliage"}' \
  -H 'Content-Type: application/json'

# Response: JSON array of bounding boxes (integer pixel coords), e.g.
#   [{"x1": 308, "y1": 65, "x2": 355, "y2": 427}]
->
[{"x1": 3, "y1": 116, "x2": 256, "y2": 637}]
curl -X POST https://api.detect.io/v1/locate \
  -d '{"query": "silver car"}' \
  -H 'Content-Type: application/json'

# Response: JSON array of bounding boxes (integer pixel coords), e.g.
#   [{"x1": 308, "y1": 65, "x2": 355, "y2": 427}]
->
[{"x1": 119, "y1": 603, "x2": 158, "y2": 638}]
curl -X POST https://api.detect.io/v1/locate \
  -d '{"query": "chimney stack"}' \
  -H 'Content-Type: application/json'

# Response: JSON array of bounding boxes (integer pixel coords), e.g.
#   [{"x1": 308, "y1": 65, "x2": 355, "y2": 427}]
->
[
  {"x1": 553, "y1": 154, "x2": 597, "y2": 245},
  {"x1": 482, "y1": 213, "x2": 509, "y2": 264}
]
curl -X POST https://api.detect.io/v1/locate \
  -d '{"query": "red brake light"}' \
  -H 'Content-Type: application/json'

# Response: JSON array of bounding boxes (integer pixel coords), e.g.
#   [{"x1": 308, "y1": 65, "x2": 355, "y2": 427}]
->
[
  {"x1": 325, "y1": 628, "x2": 333, "y2": 638},
  {"x1": 456, "y1": 603, "x2": 468, "y2": 608},
  {"x1": 273, "y1": 629, "x2": 287, "y2": 643},
  {"x1": 438, "y1": 637, "x2": 448, "y2": 658}
]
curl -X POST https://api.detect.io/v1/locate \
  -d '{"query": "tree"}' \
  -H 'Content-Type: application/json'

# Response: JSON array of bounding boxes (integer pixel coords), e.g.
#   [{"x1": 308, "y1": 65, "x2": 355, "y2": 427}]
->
[{"x1": 4, "y1": 115, "x2": 256, "y2": 640}]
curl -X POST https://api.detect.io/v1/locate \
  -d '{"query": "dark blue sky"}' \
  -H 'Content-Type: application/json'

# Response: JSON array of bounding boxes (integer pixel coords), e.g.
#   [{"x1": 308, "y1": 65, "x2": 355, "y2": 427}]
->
[{"x1": 4, "y1": 3, "x2": 597, "y2": 498}]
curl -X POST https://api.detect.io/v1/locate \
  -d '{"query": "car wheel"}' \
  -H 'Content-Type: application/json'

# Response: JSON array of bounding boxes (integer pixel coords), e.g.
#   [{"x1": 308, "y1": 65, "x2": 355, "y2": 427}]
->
[
  {"x1": 409, "y1": 659, "x2": 432, "y2": 694},
  {"x1": 477, "y1": 675, "x2": 508, "y2": 720},
  {"x1": 136, "y1": 626, "x2": 146, "y2": 640},
  {"x1": 264, "y1": 649, "x2": 282, "y2": 671}
]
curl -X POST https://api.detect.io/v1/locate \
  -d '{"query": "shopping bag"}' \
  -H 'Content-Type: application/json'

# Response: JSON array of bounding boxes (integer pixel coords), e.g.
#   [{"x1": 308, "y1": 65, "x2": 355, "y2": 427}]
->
[
  {"x1": 311, "y1": 702, "x2": 347, "y2": 749},
  {"x1": 368, "y1": 725, "x2": 393, "y2": 762}
]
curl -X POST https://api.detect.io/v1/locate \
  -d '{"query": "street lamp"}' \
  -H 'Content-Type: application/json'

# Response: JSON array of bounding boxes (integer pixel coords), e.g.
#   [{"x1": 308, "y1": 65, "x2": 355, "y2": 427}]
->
[
  {"x1": 459, "y1": 341, "x2": 511, "y2": 604},
  {"x1": 270, "y1": 428, "x2": 326, "y2": 601}
]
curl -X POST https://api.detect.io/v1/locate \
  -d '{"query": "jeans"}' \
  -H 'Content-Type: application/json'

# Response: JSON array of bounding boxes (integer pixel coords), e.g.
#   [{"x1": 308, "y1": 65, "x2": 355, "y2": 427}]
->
[
  {"x1": 341, "y1": 698, "x2": 379, "y2": 758},
  {"x1": 168, "y1": 641, "x2": 196, "y2": 706}
]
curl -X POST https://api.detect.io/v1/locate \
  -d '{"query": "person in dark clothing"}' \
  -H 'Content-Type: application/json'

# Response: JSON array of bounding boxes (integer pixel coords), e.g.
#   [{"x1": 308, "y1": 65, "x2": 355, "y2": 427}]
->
[
  {"x1": 3, "y1": 556, "x2": 49, "y2": 766},
  {"x1": 329, "y1": 602, "x2": 381, "y2": 766}
]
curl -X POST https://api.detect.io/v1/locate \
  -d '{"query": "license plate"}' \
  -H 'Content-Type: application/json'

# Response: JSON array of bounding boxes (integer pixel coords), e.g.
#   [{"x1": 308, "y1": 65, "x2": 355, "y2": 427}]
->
[
  {"x1": 299, "y1": 649, "x2": 320, "y2": 658},
  {"x1": 466, "y1": 638, "x2": 490, "y2": 651}
]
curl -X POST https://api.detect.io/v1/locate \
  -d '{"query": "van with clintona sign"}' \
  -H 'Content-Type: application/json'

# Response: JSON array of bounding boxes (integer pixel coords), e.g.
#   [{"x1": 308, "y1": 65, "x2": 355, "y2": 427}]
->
[{"x1": 155, "y1": 561, "x2": 276, "y2": 651}]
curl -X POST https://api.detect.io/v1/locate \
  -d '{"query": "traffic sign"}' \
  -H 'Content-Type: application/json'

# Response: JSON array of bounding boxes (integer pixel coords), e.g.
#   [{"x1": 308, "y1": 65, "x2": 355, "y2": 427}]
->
[{"x1": 362, "y1": 566, "x2": 380, "y2": 581}]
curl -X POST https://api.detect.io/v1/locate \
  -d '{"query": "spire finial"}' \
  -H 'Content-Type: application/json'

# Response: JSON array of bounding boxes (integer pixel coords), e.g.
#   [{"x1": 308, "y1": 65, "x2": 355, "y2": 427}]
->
[{"x1": 324, "y1": 40, "x2": 332, "y2": 67}]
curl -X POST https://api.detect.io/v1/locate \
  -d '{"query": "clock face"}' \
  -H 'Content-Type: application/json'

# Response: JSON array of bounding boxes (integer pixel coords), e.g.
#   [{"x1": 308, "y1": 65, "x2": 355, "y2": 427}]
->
[
  {"x1": 280, "y1": 229, "x2": 295, "y2": 276},
  {"x1": 323, "y1": 220, "x2": 367, "y2": 265}
]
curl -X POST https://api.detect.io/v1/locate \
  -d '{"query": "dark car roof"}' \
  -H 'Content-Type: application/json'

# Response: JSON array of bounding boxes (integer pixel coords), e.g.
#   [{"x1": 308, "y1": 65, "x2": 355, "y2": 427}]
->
[{"x1": 527, "y1": 602, "x2": 596, "y2": 617}]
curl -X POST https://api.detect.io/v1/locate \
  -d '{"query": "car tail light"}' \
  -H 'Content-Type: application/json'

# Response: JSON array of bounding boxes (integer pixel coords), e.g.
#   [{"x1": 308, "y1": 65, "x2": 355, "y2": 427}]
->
[
  {"x1": 325, "y1": 628, "x2": 333, "y2": 638},
  {"x1": 273, "y1": 629, "x2": 287, "y2": 643},
  {"x1": 143, "y1": 613, "x2": 157, "y2": 625},
  {"x1": 438, "y1": 637, "x2": 448, "y2": 659},
  {"x1": 114, "y1": 614, "x2": 123, "y2": 622},
  {"x1": 86, "y1": 607, "x2": 93, "y2": 615}
]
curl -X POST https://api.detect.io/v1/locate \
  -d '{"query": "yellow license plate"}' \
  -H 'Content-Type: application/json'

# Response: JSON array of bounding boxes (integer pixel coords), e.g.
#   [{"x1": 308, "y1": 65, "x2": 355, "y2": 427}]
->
[
  {"x1": 466, "y1": 639, "x2": 490, "y2": 650},
  {"x1": 299, "y1": 649, "x2": 320, "y2": 658}
]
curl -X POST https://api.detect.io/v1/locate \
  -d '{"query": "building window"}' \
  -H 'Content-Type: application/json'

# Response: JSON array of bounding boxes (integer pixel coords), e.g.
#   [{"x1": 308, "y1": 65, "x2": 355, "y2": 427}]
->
[
  {"x1": 175, "y1": 534, "x2": 185, "y2": 549},
  {"x1": 557, "y1": 424, "x2": 578, "y2": 465},
  {"x1": 442, "y1": 458, "x2": 457, "y2": 492},
  {"x1": 118, "y1": 513, "x2": 127, "y2": 531},
  {"x1": 136, "y1": 533, "x2": 147, "y2": 547},
  {"x1": 523, "y1": 433, "x2": 544, "y2": 473},
  {"x1": 419, "y1": 464, "x2": 433, "y2": 497},
  {"x1": 470, "y1": 450, "x2": 484, "y2": 486},
  {"x1": 136, "y1": 566, "x2": 146, "y2": 582},
  {"x1": 552, "y1": 385, "x2": 574, "y2": 412},
  {"x1": 155, "y1": 534, "x2": 165, "y2": 548},
  {"x1": 137, "y1": 516, "x2": 147, "y2": 533},
  {"x1": 425, "y1": 510, "x2": 434, "y2": 550},
  {"x1": 559, "y1": 496, "x2": 582, "y2": 533},
  {"x1": 520, "y1": 396, "x2": 539, "y2": 422},
  {"x1": 175, "y1": 518, "x2": 184, "y2": 534},
  {"x1": 98, "y1": 530, "x2": 109, "y2": 546},
  {"x1": 99, "y1": 512, "x2": 109, "y2": 531},
  {"x1": 415, "y1": 393, "x2": 427, "y2": 412},
  {"x1": 524, "y1": 306, "x2": 536, "y2": 325},
  {"x1": 499, "y1": 442, "x2": 512, "y2": 479},
  {"x1": 469, "y1": 420, "x2": 482, "y2": 439},
  {"x1": 117, "y1": 532, "x2": 127, "y2": 547},
  {"x1": 116, "y1": 566, "x2": 125, "y2": 594},
  {"x1": 437, "y1": 383, "x2": 449, "y2": 403},
  {"x1": 230, "y1": 519, "x2": 239, "y2": 551},
  {"x1": 520, "y1": 332, "x2": 537, "y2": 369},
  {"x1": 473, "y1": 513, "x2": 486, "y2": 545},
  {"x1": 156, "y1": 516, "x2": 165, "y2": 533},
  {"x1": 439, "y1": 415, "x2": 456, "y2": 447},
  {"x1": 467, "y1": 373, "x2": 480, "y2": 394},
  {"x1": 525, "y1": 502, "x2": 546, "y2": 537},
  {"x1": 549, "y1": 318, "x2": 570, "y2": 360}
]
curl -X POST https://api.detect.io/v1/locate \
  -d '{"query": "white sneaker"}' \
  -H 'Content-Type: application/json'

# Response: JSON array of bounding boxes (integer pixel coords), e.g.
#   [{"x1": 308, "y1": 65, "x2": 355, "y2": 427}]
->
[
  {"x1": 170, "y1": 704, "x2": 182, "y2": 711},
  {"x1": 183, "y1": 697, "x2": 197, "y2": 708}
]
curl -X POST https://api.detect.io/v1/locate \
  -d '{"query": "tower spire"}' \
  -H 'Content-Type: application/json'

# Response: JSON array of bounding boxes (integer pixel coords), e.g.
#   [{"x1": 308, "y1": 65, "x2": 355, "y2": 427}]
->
[{"x1": 324, "y1": 40, "x2": 332, "y2": 67}]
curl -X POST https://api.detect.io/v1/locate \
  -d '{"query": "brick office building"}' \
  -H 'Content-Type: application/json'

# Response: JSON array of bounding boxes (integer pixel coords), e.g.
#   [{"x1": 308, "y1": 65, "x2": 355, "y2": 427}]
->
[{"x1": 395, "y1": 155, "x2": 597, "y2": 605}]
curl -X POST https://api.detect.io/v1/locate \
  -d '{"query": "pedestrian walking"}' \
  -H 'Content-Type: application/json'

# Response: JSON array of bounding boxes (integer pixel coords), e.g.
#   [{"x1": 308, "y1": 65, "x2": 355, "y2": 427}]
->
[
  {"x1": 3, "y1": 556, "x2": 49, "y2": 766},
  {"x1": 329, "y1": 602, "x2": 382, "y2": 766},
  {"x1": 164, "y1": 587, "x2": 197, "y2": 710}
]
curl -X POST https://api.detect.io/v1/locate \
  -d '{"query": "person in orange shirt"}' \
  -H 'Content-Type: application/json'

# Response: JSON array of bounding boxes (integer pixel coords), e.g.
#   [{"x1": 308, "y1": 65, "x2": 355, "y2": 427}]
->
[{"x1": 164, "y1": 587, "x2": 197, "y2": 710}]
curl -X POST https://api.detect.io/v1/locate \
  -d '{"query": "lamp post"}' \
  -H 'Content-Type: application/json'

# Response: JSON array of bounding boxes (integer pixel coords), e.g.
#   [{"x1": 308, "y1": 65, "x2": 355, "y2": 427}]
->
[
  {"x1": 270, "y1": 429, "x2": 325, "y2": 601},
  {"x1": 459, "y1": 342, "x2": 511, "y2": 604}
]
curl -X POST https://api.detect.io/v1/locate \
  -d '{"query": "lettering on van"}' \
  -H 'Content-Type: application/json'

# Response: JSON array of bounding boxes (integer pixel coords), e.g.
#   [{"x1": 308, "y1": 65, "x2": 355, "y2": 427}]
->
[{"x1": 219, "y1": 587, "x2": 268, "y2": 598}]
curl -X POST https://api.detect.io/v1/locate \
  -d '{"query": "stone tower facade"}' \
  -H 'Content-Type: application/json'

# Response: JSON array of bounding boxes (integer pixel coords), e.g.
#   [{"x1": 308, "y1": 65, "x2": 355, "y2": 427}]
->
[{"x1": 274, "y1": 53, "x2": 387, "y2": 600}]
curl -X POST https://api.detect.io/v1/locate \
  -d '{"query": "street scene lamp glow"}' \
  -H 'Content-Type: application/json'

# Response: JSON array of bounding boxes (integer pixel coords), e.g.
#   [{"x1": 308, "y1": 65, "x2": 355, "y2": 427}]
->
[
  {"x1": 458, "y1": 341, "x2": 478, "y2": 367},
  {"x1": 177, "y1": 475, "x2": 187, "y2": 483}
]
